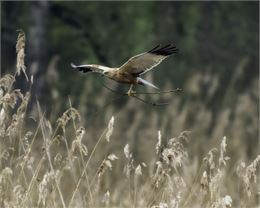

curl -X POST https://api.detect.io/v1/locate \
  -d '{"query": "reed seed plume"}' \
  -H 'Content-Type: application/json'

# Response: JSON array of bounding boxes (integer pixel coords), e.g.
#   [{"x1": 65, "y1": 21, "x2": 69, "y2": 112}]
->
[
  {"x1": 16, "y1": 30, "x2": 28, "y2": 81},
  {"x1": 161, "y1": 132, "x2": 189, "y2": 170},
  {"x1": 57, "y1": 107, "x2": 81, "y2": 129},
  {"x1": 211, "y1": 195, "x2": 232, "y2": 208},
  {"x1": 0, "y1": 75, "x2": 15, "y2": 91},
  {"x1": 219, "y1": 136, "x2": 230, "y2": 167},
  {"x1": 106, "y1": 116, "x2": 114, "y2": 142},
  {"x1": 71, "y1": 126, "x2": 88, "y2": 156},
  {"x1": 123, "y1": 144, "x2": 134, "y2": 179},
  {"x1": 200, "y1": 171, "x2": 209, "y2": 191},
  {"x1": 123, "y1": 144, "x2": 129, "y2": 158},
  {"x1": 102, "y1": 190, "x2": 110, "y2": 206},
  {"x1": 156, "y1": 130, "x2": 162, "y2": 155},
  {"x1": 237, "y1": 155, "x2": 260, "y2": 197},
  {"x1": 135, "y1": 164, "x2": 142, "y2": 176}
]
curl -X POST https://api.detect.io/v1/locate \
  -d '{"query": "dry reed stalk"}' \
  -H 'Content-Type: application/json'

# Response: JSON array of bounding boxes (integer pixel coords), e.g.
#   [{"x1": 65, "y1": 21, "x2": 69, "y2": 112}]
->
[
  {"x1": 68, "y1": 98, "x2": 93, "y2": 205},
  {"x1": 37, "y1": 103, "x2": 66, "y2": 208},
  {"x1": 133, "y1": 164, "x2": 142, "y2": 207},
  {"x1": 68, "y1": 116, "x2": 114, "y2": 208}
]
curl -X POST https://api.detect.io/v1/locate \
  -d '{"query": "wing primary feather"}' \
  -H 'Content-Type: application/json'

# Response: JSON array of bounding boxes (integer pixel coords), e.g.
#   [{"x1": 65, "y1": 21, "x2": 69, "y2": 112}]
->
[
  {"x1": 148, "y1": 44, "x2": 162, "y2": 53},
  {"x1": 148, "y1": 44, "x2": 178, "y2": 56},
  {"x1": 158, "y1": 44, "x2": 171, "y2": 51}
]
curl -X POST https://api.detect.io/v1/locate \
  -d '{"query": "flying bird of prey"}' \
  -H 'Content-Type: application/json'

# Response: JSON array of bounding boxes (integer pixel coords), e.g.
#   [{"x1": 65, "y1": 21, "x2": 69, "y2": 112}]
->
[{"x1": 71, "y1": 44, "x2": 178, "y2": 96}]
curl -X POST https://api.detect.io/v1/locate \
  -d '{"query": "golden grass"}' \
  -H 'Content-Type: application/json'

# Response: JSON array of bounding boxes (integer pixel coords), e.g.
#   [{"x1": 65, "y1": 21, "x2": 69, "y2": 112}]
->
[{"x1": 0, "y1": 31, "x2": 259, "y2": 208}]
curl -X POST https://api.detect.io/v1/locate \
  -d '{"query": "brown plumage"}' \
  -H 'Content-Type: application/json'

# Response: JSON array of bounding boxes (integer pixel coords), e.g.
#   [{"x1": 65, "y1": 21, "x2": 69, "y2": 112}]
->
[{"x1": 71, "y1": 44, "x2": 178, "y2": 94}]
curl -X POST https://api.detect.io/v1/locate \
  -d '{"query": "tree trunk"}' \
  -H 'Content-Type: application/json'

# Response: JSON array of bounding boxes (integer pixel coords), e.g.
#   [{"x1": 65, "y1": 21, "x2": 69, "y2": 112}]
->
[{"x1": 28, "y1": 0, "x2": 49, "y2": 101}]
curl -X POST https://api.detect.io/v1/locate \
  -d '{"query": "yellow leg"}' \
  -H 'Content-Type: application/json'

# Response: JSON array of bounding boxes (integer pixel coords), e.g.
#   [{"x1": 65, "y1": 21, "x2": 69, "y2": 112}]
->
[{"x1": 127, "y1": 84, "x2": 135, "y2": 96}]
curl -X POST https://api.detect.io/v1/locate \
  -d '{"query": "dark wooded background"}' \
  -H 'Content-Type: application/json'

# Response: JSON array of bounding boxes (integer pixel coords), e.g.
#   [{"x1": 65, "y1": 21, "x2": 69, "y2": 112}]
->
[{"x1": 1, "y1": 1, "x2": 259, "y2": 161}]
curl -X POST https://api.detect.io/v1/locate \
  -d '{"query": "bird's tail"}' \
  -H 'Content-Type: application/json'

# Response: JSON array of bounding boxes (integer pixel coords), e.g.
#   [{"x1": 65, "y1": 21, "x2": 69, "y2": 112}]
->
[{"x1": 137, "y1": 77, "x2": 159, "y2": 89}]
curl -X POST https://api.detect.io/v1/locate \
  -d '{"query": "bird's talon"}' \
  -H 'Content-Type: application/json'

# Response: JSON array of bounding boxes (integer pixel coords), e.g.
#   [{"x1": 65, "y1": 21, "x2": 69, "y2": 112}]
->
[{"x1": 127, "y1": 90, "x2": 136, "y2": 96}]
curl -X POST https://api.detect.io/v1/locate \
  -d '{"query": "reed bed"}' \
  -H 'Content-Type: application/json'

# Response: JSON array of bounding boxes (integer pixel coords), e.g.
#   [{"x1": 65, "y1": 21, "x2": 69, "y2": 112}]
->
[{"x1": 0, "y1": 31, "x2": 259, "y2": 208}]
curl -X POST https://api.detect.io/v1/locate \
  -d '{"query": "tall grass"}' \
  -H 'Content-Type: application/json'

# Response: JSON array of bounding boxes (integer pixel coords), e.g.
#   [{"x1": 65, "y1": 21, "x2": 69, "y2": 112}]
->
[{"x1": 0, "y1": 31, "x2": 259, "y2": 208}]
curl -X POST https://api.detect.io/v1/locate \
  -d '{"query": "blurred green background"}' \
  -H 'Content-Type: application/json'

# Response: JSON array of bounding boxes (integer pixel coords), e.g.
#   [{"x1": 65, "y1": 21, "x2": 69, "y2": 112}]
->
[{"x1": 1, "y1": 1, "x2": 259, "y2": 162}]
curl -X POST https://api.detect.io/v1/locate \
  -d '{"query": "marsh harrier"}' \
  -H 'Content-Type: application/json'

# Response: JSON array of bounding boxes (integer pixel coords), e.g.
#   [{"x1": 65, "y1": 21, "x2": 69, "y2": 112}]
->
[{"x1": 71, "y1": 44, "x2": 178, "y2": 96}]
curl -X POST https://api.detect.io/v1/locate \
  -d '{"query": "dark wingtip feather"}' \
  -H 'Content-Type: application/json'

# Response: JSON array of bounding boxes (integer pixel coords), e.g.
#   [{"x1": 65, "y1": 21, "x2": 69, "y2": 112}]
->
[
  {"x1": 148, "y1": 44, "x2": 161, "y2": 53},
  {"x1": 70, "y1": 63, "x2": 91, "y2": 73},
  {"x1": 148, "y1": 44, "x2": 178, "y2": 56}
]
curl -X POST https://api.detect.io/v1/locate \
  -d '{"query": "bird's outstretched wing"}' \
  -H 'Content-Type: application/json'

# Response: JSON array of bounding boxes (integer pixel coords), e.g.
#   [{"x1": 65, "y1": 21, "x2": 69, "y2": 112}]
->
[
  {"x1": 71, "y1": 63, "x2": 110, "y2": 74},
  {"x1": 119, "y1": 44, "x2": 178, "y2": 76},
  {"x1": 71, "y1": 63, "x2": 92, "y2": 73}
]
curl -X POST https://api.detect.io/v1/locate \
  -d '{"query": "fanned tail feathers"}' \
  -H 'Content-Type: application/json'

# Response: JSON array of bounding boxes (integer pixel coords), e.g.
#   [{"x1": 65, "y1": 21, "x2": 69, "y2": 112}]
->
[{"x1": 137, "y1": 77, "x2": 159, "y2": 89}]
